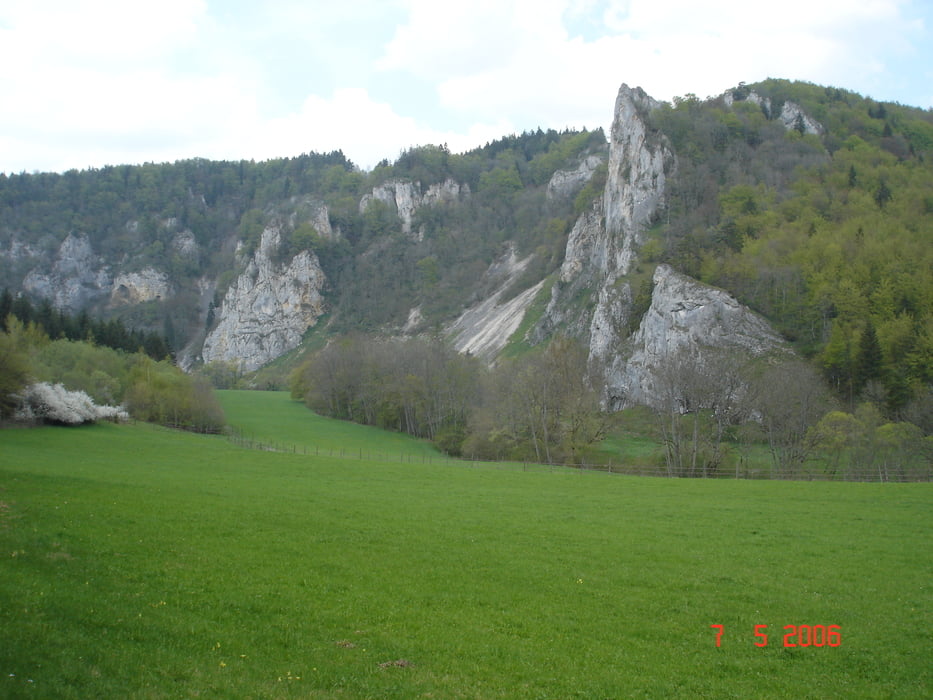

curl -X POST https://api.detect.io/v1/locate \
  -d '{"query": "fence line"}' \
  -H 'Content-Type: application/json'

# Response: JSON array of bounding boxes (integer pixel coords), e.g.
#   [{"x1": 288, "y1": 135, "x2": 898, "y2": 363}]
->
[{"x1": 225, "y1": 428, "x2": 931, "y2": 483}]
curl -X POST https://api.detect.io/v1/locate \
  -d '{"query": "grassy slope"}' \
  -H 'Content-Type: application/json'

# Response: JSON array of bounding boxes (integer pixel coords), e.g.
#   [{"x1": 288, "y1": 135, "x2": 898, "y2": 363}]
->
[
  {"x1": 218, "y1": 390, "x2": 442, "y2": 459},
  {"x1": 0, "y1": 400, "x2": 930, "y2": 698}
]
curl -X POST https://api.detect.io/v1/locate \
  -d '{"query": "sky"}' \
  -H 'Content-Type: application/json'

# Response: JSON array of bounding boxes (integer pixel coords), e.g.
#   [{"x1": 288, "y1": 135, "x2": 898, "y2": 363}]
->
[{"x1": 1, "y1": 0, "x2": 931, "y2": 175}]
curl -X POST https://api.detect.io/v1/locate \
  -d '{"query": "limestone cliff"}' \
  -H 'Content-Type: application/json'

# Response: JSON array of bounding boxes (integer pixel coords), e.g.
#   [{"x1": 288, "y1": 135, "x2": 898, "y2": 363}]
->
[
  {"x1": 286, "y1": 197, "x2": 339, "y2": 239},
  {"x1": 201, "y1": 226, "x2": 326, "y2": 371},
  {"x1": 724, "y1": 88, "x2": 823, "y2": 135},
  {"x1": 110, "y1": 270, "x2": 171, "y2": 306},
  {"x1": 779, "y1": 101, "x2": 824, "y2": 135},
  {"x1": 536, "y1": 83, "x2": 794, "y2": 412},
  {"x1": 22, "y1": 233, "x2": 112, "y2": 312},
  {"x1": 538, "y1": 84, "x2": 674, "y2": 364},
  {"x1": 359, "y1": 178, "x2": 468, "y2": 239},
  {"x1": 546, "y1": 154, "x2": 604, "y2": 202},
  {"x1": 604, "y1": 265, "x2": 788, "y2": 409}
]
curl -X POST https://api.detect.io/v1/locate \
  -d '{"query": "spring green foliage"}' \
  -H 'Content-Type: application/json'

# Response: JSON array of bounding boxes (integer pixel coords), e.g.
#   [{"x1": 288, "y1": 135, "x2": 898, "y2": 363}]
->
[
  {"x1": 648, "y1": 80, "x2": 932, "y2": 411},
  {"x1": 0, "y1": 324, "x2": 224, "y2": 432},
  {"x1": 811, "y1": 403, "x2": 932, "y2": 480},
  {"x1": 2, "y1": 79, "x2": 930, "y2": 428},
  {"x1": 0, "y1": 131, "x2": 604, "y2": 342},
  {"x1": 123, "y1": 356, "x2": 225, "y2": 433},
  {"x1": 0, "y1": 412, "x2": 930, "y2": 698},
  {"x1": 1, "y1": 289, "x2": 170, "y2": 359},
  {"x1": 0, "y1": 331, "x2": 30, "y2": 418},
  {"x1": 330, "y1": 130, "x2": 606, "y2": 330}
]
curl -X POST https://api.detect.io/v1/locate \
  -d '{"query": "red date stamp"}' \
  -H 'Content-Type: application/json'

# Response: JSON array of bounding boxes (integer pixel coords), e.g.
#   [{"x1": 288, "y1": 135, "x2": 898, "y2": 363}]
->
[{"x1": 711, "y1": 624, "x2": 841, "y2": 647}]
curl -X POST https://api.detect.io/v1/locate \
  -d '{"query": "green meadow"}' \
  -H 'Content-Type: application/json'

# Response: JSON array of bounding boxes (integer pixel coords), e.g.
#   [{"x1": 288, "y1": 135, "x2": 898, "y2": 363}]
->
[{"x1": 1, "y1": 392, "x2": 930, "y2": 698}]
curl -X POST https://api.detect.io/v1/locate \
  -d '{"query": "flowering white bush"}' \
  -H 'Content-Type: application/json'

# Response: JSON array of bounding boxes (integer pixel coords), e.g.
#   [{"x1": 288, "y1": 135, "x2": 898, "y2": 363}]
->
[{"x1": 14, "y1": 382, "x2": 129, "y2": 425}]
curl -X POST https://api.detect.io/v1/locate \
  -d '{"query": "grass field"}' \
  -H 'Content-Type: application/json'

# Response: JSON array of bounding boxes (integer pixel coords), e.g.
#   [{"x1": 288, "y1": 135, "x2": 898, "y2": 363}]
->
[
  {"x1": 218, "y1": 391, "x2": 442, "y2": 460},
  {"x1": 1, "y1": 392, "x2": 930, "y2": 698}
]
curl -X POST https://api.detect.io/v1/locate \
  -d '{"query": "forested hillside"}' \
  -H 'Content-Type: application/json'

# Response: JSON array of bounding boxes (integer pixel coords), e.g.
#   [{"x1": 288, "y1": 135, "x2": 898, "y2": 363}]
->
[
  {"x1": 0, "y1": 129, "x2": 604, "y2": 348},
  {"x1": 643, "y1": 80, "x2": 932, "y2": 413},
  {"x1": 1, "y1": 79, "x2": 931, "y2": 451}
]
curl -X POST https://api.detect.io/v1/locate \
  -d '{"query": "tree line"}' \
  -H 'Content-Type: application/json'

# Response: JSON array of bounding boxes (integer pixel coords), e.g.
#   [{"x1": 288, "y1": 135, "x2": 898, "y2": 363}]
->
[
  {"x1": 290, "y1": 334, "x2": 930, "y2": 480},
  {"x1": 0, "y1": 316, "x2": 223, "y2": 432},
  {"x1": 291, "y1": 334, "x2": 610, "y2": 464},
  {"x1": 0, "y1": 289, "x2": 171, "y2": 360}
]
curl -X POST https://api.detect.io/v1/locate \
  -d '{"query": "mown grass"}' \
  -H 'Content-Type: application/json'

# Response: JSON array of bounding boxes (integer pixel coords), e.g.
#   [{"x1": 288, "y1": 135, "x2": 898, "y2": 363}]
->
[{"x1": 0, "y1": 397, "x2": 930, "y2": 698}]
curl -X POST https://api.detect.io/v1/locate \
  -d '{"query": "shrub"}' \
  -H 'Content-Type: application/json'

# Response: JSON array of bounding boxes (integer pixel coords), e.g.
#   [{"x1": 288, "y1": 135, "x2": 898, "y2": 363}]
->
[{"x1": 15, "y1": 382, "x2": 128, "y2": 425}]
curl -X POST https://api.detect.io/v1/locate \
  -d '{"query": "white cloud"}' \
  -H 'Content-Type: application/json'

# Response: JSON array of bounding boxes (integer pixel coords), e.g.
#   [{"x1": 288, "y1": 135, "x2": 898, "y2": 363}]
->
[
  {"x1": 381, "y1": 0, "x2": 929, "y2": 135},
  {"x1": 0, "y1": 0, "x2": 929, "y2": 174},
  {"x1": 0, "y1": 0, "x2": 206, "y2": 64},
  {"x1": 255, "y1": 88, "x2": 514, "y2": 169}
]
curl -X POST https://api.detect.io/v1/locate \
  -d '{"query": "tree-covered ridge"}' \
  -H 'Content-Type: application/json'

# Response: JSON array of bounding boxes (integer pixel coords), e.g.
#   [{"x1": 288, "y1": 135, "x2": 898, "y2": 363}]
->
[
  {"x1": 645, "y1": 79, "x2": 932, "y2": 412},
  {"x1": 0, "y1": 78, "x2": 930, "y2": 420},
  {"x1": 321, "y1": 129, "x2": 607, "y2": 330},
  {"x1": 0, "y1": 129, "x2": 605, "y2": 341},
  {"x1": 0, "y1": 151, "x2": 358, "y2": 250}
]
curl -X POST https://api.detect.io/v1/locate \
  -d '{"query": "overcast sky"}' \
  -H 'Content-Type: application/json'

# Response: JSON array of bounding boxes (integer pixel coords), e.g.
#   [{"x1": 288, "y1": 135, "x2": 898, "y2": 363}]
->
[{"x1": 2, "y1": 0, "x2": 931, "y2": 175}]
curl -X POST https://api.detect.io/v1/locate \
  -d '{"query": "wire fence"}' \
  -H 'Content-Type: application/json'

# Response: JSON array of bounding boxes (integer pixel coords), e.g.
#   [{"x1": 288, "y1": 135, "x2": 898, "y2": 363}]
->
[{"x1": 226, "y1": 428, "x2": 931, "y2": 483}]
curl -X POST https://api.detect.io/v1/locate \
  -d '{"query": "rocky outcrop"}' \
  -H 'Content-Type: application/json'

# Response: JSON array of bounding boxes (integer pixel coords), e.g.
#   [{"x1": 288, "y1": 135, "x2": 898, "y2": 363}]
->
[
  {"x1": 725, "y1": 89, "x2": 823, "y2": 135},
  {"x1": 171, "y1": 230, "x2": 200, "y2": 260},
  {"x1": 546, "y1": 154, "x2": 604, "y2": 201},
  {"x1": 779, "y1": 101, "x2": 824, "y2": 135},
  {"x1": 605, "y1": 265, "x2": 788, "y2": 409},
  {"x1": 603, "y1": 85, "x2": 669, "y2": 267},
  {"x1": 724, "y1": 89, "x2": 773, "y2": 117},
  {"x1": 110, "y1": 269, "x2": 171, "y2": 306},
  {"x1": 539, "y1": 84, "x2": 674, "y2": 366},
  {"x1": 22, "y1": 233, "x2": 111, "y2": 312},
  {"x1": 538, "y1": 84, "x2": 793, "y2": 412},
  {"x1": 1, "y1": 237, "x2": 43, "y2": 262},
  {"x1": 201, "y1": 226, "x2": 326, "y2": 371},
  {"x1": 360, "y1": 178, "x2": 468, "y2": 238},
  {"x1": 22, "y1": 233, "x2": 175, "y2": 311},
  {"x1": 287, "y1": 197, "x2": 338, "y2": 239}
]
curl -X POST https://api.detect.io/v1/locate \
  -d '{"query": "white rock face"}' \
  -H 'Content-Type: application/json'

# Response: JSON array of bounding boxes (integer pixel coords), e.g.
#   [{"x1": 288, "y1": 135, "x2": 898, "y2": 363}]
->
[
  {"x1": 202, "y1": 226, "x2": 326, "y2": 371},
  {"x1": 448, "y1": 244, "x2": 544, "y2": 362},
  {"x1": 724, "y1": 89, "x2": 772, "y2": 117},
  {"x1": 171, "y1": 230, "x2": 199, "y2": 259},
  {"x1": 402, "y1": 306, "x2": 424, "y2": 334},
  {"x1": 423, "y1": 179, "x2": 466, "y2": 206},
  {"x1": 546, "y1": 154, "x2": 604, "y2": 201},
  {"x1": 539, "y1": 83, "x2": 793, "y2": 411},
  {"x1": 725, "y1": 89, "x2": 823, "y2": 135},
  {"x1": 2, "y1": 237, "x2": 42, "y2": 261},
  {"x1": 556, "y1": 85, "x2": 672, "y2": 288},
  {"x1": 558, "y1": 202, "x2": 605, "y2": 284},
  {"x1": 779, "y1": 101, "x2": 824, "y2": 135},
  {"x1": 360, "y1": 178, "x2": 468, "y2": 237},
  {"x1": 541, "y1": 84, "x2": 674, "y2": 367},
  {"x1": 111, "y1": 269, "x2": 171, "y2": 305},
  {"x1": 604, "y1": 85, "x2": 670, "y2": 275},
  {"x1": 286, "y1": 197, "x2": 337, "y2": 239},
  {"x1": 605, "y1": 264, "x2": 787, "y2": 409},
  {"x1": 23, "y1": 233, "x2": 111, "y2": 311}
]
